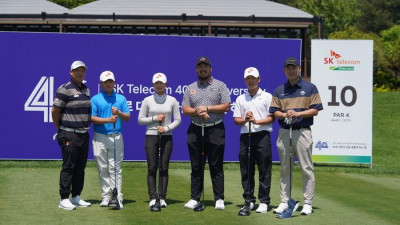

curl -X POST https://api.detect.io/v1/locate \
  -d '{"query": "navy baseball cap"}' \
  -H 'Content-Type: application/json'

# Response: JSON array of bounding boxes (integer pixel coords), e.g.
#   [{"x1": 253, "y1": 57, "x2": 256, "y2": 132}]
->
[
  {"x1": 284, "y1": 57, "x2": 300, "y2": 67},
  {"x1": 196, "y1": 56, "x2": 211, "y2": 66}
]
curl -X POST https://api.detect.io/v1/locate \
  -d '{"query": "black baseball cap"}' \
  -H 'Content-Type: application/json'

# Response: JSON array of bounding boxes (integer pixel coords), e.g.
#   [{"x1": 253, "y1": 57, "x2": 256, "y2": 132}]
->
[
  {"x1": 196, "y1": 56, "x2": 211, "y2": 66},
  {"x1": 284, "y1": 57, "x2": 300, "y2": 67}
]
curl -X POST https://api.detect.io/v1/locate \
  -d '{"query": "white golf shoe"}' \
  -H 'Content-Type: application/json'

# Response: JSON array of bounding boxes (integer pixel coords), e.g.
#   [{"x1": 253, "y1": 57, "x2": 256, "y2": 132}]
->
[
  {"x1": 59, "y1": 199, "x2": 76, "y2": 210},
  {"x1": 256, "y1": 203, "x2": 268, "y2": 213},
  {"x1": 184, "y1": 199, "x2": 199, "y2": 209},
  {"x1": 160, "y1": 199, "x2": 167, "y2": 208},
  {"x1": 149, "y1": 199, "x2": 156, "y2": 207},
  {"x1": 71, "y1": 195, "x2": 91, "y2": 207},
  {"x1": 215, "y1": 199, "x2": 225, "y2": 210},
  {"x1": 273, "y1": 202, "x2": 288, "y2": 214},
  {"x1": 301, "y1": 204, "x2": 312, "y2": 215},
  {"x1": 100, "y1": 198, "x2": 110, "y2": 207}
]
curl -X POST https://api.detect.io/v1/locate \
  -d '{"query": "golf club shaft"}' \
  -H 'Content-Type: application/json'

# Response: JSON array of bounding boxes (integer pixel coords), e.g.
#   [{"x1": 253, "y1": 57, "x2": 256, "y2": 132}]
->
[
  {"x1": 113, "y1": 103, "x2": 116, "y2": 189},
  {"x1": 158, "y1": 122, "x2": 162, "y2": 202},
  {"x1": 247, "y1": 122, "x2": 251, "y2": 204},
  {"x1": 201, "y1": 122, "x2": 205, "y2": 204},
  {"x1": 289, "y1": 123, "x2": 292, "y2": 200},
  {"x1": 113, "y1": 123, "x2": 117, "y2": 190}
]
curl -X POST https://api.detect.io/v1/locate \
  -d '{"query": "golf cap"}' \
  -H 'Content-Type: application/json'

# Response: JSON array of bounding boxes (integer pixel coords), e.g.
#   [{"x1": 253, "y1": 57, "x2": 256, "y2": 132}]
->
[
  {"x1": 100, "y1": 71, "x2": 115, "y2": 82},
  {"x1": 244, "y1": 67, "x2": 260, "y2": 78},
  {"x1": 152, "y1": 72, "x2": 167, "y2": 84},
  {"x1": 70, "y1": 60, "x2": 87, "y2": 71},
  {"x1": 284, "y1": 57, "x2": 300, "y2": 67},
  {"x1": 196, "y1": 56, "x2": 211, "y2": 66}
]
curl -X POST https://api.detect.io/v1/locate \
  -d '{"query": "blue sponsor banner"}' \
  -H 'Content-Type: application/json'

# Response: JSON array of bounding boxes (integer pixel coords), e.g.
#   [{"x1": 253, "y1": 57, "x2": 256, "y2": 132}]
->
[{"x1": 0, "y1": 32, "x2": 301, "y2": 161}]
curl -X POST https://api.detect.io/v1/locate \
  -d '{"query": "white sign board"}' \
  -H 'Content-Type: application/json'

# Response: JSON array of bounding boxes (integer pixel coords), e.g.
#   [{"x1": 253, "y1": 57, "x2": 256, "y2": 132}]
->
[{"x1": 311, "y1": 40, "x2": 373, "y2": 165}]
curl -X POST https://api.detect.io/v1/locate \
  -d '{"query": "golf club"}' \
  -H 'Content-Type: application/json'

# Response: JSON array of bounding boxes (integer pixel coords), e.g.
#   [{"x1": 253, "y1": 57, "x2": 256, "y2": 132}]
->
[
  {"x1": 277, "y1": 118, "x2": 299, "y2": 218},
  {"x1": 193, "y1": 122, "x2": 206, "y2": 212},
  {"x1": 150, "y1": 121, "x2": 162, "y2": 212},
  {"x1": 239, "y1": 121, "x2": 252, "y2": 216},
  {"x1": 108, "y1": 122, "x2": 121, "y2": 209}
]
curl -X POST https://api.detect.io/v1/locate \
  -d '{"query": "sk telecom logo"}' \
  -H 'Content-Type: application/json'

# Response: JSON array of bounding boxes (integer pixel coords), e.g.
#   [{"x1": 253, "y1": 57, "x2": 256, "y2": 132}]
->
[{"x1": 323, "y1": 50, "x2": 361, "y2": 71}]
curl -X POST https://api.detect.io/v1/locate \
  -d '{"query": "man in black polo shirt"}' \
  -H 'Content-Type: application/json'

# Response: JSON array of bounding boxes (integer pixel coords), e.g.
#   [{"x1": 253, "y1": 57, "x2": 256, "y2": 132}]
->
[{"x1": 52, "y1": 60, "x2": 92, "y2": 210}]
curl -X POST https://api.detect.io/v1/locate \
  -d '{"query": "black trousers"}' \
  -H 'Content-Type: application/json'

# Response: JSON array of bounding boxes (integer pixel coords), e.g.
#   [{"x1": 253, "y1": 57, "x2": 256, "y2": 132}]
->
[
  {"x1": 145, "y1": 135, "x2": 173, "y2": 200},
  {"x1": 57, "y1": 130, "x2": 89, "y2": 199},
  {"x1": 187, "y1": 122, "x2": 225, "y2": 201},
  {"x1": 239, "y1": 131, "x2": 272, "y2": 204}
]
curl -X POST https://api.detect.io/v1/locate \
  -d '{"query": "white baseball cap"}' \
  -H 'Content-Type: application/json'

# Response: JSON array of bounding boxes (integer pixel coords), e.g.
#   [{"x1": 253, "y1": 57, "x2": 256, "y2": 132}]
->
[
  {"x1": 100, "y1": 71, "x2": 115, "y2": 82},
  {"x1": 244, "y1": 67, "x2": 260, "y2": 78},
  {"x1": 152, "y1": 73, "x2": 167, "y2": 84},
  {"x1": 70, "y1": 60, "x2": 87, "y2": 71}
]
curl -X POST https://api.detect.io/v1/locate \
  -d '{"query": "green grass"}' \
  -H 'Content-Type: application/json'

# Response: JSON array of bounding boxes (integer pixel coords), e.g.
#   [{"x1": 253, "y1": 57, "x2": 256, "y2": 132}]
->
[
  {"x1": 0, "y1": 92, "x2": 399, "y2": 225},
  {"x1": 0, "y1": 163, "x2": 399, "y2": 225},
  {"x1": 372, "y1": 92, "x2": 400, "y2": 173}
]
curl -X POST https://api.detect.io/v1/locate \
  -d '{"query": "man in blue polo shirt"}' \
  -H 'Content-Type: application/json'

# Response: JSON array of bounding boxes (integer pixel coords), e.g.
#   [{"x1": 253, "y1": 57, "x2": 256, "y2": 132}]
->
[
  {"x1": 91, "y1": 71, "x2": 130, "y2": 208},
  {"x1": 270, "y1": 57, "x2": 323, "y2": 216}
]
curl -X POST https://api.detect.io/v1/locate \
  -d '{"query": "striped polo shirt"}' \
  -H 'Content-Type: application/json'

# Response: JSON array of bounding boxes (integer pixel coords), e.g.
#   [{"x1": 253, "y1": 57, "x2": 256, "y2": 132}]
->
[
  {"x1": 182, "y1": 77, "x2": 231, "y2": 124},
  {"x1": 53, "y1": 79, "x2": 91, "y2": 130},
  {"x1": 269, "y1": 78, "x2": 323, "y2": 129}
]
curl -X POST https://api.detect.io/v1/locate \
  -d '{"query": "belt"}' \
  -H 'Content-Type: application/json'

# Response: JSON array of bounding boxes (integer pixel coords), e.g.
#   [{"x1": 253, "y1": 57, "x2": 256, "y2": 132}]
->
[
  {"x1": 191, "y1": 119, "x2": 222, "y2": 127},
  {"x1": 95, "y1": 132, "x2": 120, "y2": 137},
  {"x1": 250, "y1": 130, "x2": 269, "y2": 136},
  {"x1": 283, "y1": 126, "x2": 310, "y2": 130},
  {"x1": 60, "y1": 126, "x2": 88, "y2": 133},
  {"x1": 105, "y1": 133, "x2": 120, "y2": 136}
]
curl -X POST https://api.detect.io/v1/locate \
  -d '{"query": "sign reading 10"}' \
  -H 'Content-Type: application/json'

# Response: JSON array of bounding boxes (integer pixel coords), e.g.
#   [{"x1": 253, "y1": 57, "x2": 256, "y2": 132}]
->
[{"x1": 328, "y1": 86, "x2": 357, "y2": 107}]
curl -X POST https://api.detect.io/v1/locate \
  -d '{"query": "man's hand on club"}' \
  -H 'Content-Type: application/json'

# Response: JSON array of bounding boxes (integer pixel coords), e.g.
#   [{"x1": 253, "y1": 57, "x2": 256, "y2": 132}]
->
[
  {"x1": 111, "y1": 106, "x2": 119, "y2": 115},
  {"x1": 285, "y1": 109, "x2": 297, "y2": 124},
  {"x1": 245, "y1": 111, "x2": 256, "y2": 124},
  {"x1": 199, "y1": 112, "x2": 210, "y2": 122},
  {"x1": 109, "y1": 115, "x2": 118, "y2": 123},
  {"x1": 195, "y1": 105, "x2": 207, "y2": 115}
]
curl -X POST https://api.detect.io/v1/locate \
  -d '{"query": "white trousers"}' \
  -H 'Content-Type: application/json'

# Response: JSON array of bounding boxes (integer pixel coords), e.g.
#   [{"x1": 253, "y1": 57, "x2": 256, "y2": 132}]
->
[
  {"x1": 93, "y1": 132, "x2": 124, "y2": 200},
  {"x1": 277, "y1": 128, "x2": 315, "y2": 205}
]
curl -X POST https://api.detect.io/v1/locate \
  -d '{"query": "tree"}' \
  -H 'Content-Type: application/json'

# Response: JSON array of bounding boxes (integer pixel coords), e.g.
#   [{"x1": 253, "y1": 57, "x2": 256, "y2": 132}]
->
[
  {"x1": 49, "y1": 0, "x2": 95, "y2": 9},
  {"x1": 356, "y1": 0, "x2": 400, "y2": 34},
  {"x1": 329, "y1": 27, "x2": 395, "y2": 90},
  {"x1": 380, "y1": 25, "x2": 400, "y2": 90},
  {"x1": 298, "y1": 0, "x2": 360, "y2": 38}
]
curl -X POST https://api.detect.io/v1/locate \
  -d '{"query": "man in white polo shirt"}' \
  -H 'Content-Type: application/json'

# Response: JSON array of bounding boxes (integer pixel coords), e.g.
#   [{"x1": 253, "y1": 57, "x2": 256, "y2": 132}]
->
[{"x1": 233, "y1": 67, "x2": 275, "y2": 216}]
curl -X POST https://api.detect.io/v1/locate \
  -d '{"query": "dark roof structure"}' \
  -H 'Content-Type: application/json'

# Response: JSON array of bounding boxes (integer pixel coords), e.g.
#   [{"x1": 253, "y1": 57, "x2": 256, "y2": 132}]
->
[{"x1": 0, "y1": 0, "x2": 323, "y2": 76}]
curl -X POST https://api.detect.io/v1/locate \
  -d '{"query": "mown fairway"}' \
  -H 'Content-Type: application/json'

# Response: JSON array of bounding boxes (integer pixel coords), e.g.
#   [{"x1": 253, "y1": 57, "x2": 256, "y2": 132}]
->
[{"x1": 0, "y1": 92, "x2": 399, "y2": 225}]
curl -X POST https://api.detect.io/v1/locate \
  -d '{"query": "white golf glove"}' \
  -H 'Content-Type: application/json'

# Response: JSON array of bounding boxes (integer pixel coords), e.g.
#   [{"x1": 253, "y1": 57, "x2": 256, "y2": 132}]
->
[
  {"x1": 52, "y1": 133, "x2": 58, "y2": 141},
  {"x1": 284, "y1": 117, "x2": 292, "y2": 125}
]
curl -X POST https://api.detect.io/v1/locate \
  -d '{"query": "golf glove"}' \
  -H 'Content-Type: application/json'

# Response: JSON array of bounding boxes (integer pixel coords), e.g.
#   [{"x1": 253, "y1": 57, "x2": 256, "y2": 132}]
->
[{"x1": 284, "y1": 117, "x2": 292, "y2": 125}]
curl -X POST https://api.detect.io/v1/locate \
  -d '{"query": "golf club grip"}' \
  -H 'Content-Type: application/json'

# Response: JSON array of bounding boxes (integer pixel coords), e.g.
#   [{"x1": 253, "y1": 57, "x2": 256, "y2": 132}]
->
[{"x1": 247, "y1": 119, "x2": 251, "y2": 153}]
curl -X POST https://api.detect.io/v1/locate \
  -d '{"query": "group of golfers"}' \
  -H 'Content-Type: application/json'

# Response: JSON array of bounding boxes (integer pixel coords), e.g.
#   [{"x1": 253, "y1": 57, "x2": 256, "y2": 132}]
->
[{"x1": 52, "y1": 56, "x2": 323, "y2": 218}]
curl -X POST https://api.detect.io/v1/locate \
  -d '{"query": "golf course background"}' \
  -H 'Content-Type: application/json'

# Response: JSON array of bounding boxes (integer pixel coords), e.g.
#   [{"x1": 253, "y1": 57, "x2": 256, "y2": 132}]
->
[{"x1": 0, "y1": 92, "x2": 399, "y2": 225}]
